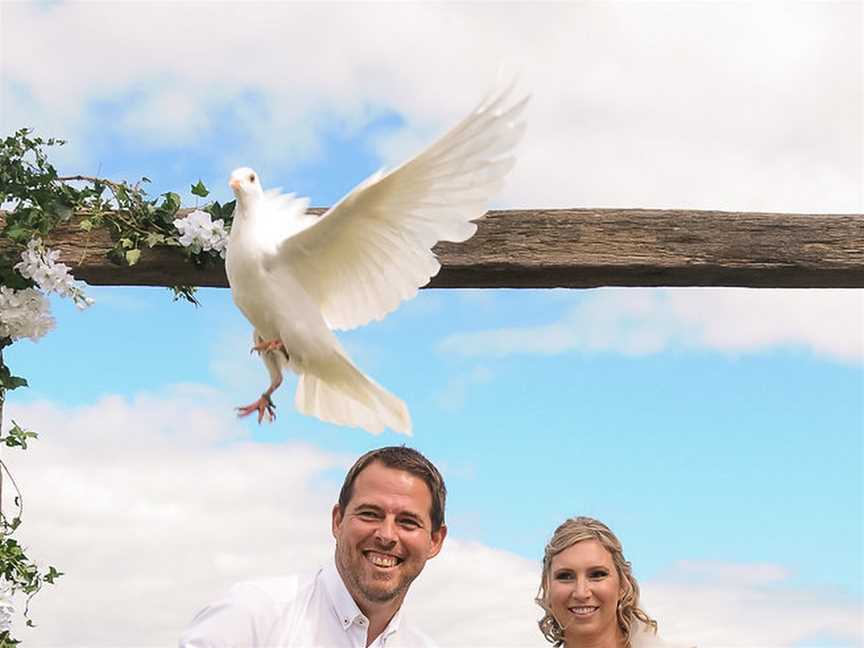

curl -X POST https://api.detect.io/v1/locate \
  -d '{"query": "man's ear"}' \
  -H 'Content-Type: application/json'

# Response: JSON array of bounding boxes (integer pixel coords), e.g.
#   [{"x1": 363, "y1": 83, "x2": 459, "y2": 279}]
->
[
  {"x1": 427, "y1": 523, "x2": 447, "y2": 560},
  {"x1": 331, "y1": 504, "x2": 343, "y2": 539}
]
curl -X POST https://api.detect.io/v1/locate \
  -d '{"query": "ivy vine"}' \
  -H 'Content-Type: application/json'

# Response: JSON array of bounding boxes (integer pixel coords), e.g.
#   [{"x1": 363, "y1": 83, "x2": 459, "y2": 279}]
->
[
  {"x1": 1, "y1": 128, "x2": 234, "y2": 304},
  {"x1": 0, "y1": 128, "x2": 232, "y2": 642}
]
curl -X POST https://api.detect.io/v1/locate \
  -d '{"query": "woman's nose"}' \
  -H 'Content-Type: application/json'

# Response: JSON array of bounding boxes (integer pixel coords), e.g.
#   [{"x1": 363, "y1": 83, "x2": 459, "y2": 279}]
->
[{"x1": 571, "y1": 578, "x2": 591, "y2": 598}]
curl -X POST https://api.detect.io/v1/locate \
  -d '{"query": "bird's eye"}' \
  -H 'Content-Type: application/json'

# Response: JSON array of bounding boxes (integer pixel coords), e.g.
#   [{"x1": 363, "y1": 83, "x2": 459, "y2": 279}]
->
[{"x1": 249, "y1": 174, "x2": 256, "y2": 183}]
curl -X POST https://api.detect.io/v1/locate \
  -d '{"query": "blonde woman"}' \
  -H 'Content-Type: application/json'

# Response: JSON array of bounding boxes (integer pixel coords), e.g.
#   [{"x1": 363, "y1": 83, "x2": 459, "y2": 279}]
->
[{"x1": 536, "y1": 517, "x2": 683, "y2": 648}]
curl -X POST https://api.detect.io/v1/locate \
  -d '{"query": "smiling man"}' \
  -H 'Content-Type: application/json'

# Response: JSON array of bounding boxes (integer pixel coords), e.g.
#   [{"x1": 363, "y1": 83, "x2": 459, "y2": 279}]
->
[{"x1": 180, "y1": 447, "x2": 447, "y2": 647}]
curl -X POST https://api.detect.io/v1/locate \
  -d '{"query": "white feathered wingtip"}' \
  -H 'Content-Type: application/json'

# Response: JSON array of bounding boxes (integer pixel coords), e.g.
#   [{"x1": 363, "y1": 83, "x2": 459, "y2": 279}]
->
[
  {"x1": 477, "y1": 67, "x2": 524, "y2": 103},
  {"x1": 470, "y1": 74, "x2": 530, "y2": 197}
]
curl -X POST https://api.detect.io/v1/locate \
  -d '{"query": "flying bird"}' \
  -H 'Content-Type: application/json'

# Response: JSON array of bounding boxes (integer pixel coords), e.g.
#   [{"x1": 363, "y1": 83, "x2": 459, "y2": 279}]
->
[{"x1": 225, "y1": 81, "x2": 528, "y2": 435}]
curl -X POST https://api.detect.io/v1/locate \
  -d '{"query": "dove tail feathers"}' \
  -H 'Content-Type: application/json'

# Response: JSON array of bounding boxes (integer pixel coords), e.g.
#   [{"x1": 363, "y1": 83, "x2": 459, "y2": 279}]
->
[{"x1": 295, "y1": 352, "x2": 412, "y2": 436}]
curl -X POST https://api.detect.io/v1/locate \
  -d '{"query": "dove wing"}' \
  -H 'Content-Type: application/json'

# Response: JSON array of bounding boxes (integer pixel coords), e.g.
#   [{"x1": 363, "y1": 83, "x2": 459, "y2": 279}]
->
[{"x1": 274, "y1": 82, "x2": 529, "y2": 331}]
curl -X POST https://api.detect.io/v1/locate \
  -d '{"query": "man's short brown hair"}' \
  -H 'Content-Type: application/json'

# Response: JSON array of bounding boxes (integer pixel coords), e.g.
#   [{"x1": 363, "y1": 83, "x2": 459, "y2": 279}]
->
[{"x1": 337, "y1": 446, "x2": 447, "y2": 531}]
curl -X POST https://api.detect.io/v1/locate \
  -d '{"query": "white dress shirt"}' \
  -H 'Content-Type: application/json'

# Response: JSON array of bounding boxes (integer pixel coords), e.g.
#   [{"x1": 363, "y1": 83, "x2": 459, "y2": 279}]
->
[{"x1": 179, "y1": 560, "x2": 437, "y2": 648}]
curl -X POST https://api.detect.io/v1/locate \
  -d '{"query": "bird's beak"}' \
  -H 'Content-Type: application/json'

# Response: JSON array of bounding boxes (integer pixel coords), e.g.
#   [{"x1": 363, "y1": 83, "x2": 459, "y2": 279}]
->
[{"x1": 229, "y1": 178, "x2": 241, "y2": 191}]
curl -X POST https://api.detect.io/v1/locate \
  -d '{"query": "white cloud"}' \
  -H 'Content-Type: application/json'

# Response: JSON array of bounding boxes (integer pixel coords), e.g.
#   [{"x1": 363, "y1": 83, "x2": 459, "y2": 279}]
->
[
  {"x1": 0, "y1": 392, "x2": 858, "y2": 646},
  {"x1": 439, "y1": 288, "x2": 864, "y2": 363},
  {"x1": 2, "y1": 3, "x2": 860, "y2": 212},
  {"x1": 2, "y1": 389, "x2": 347, "y2": 645},
  {"x1": 646, "y1": 561, "x2": 863, "y2": 647},
  {"x1": 119, "y1": 86, "x2": 213, "y2": 146}
]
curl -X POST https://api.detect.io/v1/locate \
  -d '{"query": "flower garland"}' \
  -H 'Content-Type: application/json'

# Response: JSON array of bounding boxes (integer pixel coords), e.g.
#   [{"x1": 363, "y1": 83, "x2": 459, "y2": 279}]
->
[
  {"x1": 0, "y1": 289, "x2": 53, "y2": 343},
  {"x1": 0, "y1": 238, "x2": 95, "y2": 345},
  {"x1": 174, "y1": 209, "x2": 229, "y2": 258},
  {"x1": 0, "y1": 128, "x2": 232, "y2": 644}
]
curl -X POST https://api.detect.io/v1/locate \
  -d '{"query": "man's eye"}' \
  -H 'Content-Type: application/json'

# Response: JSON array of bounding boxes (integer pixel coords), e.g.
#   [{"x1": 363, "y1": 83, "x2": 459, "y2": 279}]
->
[
  {"x1": 357, "y1": 511, "x2": 378, "y2": 519},
  {"x1": 399, "y1": 518, "x2": 420, "y2": 529}
]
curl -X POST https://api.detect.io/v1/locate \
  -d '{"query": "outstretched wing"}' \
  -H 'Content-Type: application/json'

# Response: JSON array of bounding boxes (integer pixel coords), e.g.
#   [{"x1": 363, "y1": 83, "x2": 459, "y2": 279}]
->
[
  {"x1": 273, "y1": 81, "x2": 529, "y2": 331},
  {"x1": 253, "y1": 189, "x2": 313, "y2": 254}
]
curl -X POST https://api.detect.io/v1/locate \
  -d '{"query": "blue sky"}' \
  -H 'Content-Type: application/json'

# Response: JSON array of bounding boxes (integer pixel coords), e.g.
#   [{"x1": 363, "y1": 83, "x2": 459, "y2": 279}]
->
[{"x1": 1, "y1": 2, "x2": 862, "y2": 646}]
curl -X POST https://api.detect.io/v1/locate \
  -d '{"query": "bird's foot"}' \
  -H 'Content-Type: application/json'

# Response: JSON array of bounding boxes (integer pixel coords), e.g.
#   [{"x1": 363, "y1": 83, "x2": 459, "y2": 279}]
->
[
  {"x1": 236, "y1": 395, "x2": 276, "y2": 424},
  {"x1": 250, "y1": 338, "x2": 284, "y2": 355}
]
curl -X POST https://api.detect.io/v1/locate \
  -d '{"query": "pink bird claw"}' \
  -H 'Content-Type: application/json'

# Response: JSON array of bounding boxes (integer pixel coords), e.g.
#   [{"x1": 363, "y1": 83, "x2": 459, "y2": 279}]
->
[
  {"x1": 236, "y1": 395, "x2": 276, "y2": 424},
  {"x1": 250, "y1": 338, "x2": 284, "y2": 355}
]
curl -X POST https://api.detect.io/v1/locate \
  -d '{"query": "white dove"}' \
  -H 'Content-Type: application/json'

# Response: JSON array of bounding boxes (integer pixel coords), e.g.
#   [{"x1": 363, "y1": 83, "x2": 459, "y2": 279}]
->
[{"x1": 225, "y1": 82, "x2": 528, "y2": 435}]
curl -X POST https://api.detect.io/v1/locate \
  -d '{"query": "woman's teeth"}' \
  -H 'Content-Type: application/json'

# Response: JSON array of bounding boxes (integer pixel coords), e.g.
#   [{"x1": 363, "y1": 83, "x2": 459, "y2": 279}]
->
[{"x1": 569, "y1": 606, "x2": 598, "y2": 616}]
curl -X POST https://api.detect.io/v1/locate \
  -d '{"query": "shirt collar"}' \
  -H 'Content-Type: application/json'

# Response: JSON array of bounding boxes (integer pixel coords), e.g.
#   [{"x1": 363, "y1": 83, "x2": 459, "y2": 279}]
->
[{"x1": 323, "y1": 558, "x2": 404, "y2": 637}]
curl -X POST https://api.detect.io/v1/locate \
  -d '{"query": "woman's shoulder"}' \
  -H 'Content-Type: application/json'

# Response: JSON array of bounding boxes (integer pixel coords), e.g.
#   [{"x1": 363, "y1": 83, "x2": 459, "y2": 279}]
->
[{"x1": 631, "y1": 622, "x2": 696, "y2": 648}]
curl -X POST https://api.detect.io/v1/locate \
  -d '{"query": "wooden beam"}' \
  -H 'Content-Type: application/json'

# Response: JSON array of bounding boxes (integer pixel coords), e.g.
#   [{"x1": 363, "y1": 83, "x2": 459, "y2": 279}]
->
[{"x1": 2, "y1": 208, "x2": 863, "y2": 289}]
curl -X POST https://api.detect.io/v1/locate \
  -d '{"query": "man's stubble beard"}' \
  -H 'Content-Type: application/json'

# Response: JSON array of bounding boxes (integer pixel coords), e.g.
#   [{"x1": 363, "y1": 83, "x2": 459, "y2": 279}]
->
[{"x1": 335, "y1": 544, "x2": 417, "y2": 606}]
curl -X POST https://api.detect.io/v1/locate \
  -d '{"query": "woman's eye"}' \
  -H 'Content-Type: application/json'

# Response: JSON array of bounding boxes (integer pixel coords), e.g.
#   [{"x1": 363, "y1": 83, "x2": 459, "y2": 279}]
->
[{"x1": 589, "y1": 570, "x2": 608, "y2": 579}]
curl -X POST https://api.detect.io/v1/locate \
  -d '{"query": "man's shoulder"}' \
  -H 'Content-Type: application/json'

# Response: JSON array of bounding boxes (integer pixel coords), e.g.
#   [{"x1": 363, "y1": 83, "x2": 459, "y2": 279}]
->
[
  {"x1": 179, "y1": 572, "x2": 317, "y2": 647},
  {"x1": 226, "y1": 575, "x2": 305, "y2": 606},
  {"x1": 389, "y1": 618, "x2": 439, "y2": 648}
]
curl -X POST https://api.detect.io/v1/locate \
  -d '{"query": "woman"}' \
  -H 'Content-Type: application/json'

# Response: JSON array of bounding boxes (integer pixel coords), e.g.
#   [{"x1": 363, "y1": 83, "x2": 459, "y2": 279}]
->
[{"x1": 536, "y1": 516, "x2": 671, "y2": 648}]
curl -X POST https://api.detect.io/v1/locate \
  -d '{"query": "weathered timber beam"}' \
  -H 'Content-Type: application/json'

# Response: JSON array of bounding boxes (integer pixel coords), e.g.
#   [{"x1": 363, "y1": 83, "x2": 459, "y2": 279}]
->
[{"x1": 1, "y1": 208, "x2": 862, "y2": 288}]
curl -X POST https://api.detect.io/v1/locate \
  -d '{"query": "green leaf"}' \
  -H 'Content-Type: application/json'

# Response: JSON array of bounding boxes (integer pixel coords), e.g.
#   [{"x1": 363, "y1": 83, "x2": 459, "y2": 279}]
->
[
  {"x1": 206, "y1": 201, "x2": 222, "y2": 219},
  {"x1": 120, "y1": 237, "x2": 133, "y2": 249},
  {"x1": 79, "y1": 219, "x2": 93, "y2": 232},
  {"x1": 3, "y1": 224, "x2": 32, "y2": 243},
  {"x1": 45, "y1": 566, "x2": 63, "y2": 583},
  {"x1": 145, "y1": 232, "x2": 165, "y2": 247},
  {"x1": 162, "y1": 192, "x2": 181, "y2": 211},
  {"x1": 221, "y1": 200, "x2": 236, "y2": 225},
  {"x1": 0, "y1": 365, "x2": 28, "y2": 391},
  {"x1": 5, "y1": 375, "x2": 27, "y2": 390},
  {"x1": 2, "y1": 421, "x2": 38, "y2": 449},
  {"x1": 190, "y1": 180, "x2": 209, "y2": 198},
  {"x1": 107, "y1": 247, "x2": 125, "y2": 266},
  {"x1": 156, "y1": 192, "x2": 181, "y2": 224},
  {"x1": 0, "y1": 264, "x2": 31, "y2": 290},
  {"x1": 114, "y1": 183, "x2": 129, "y2": 203},
  {"x1": 169, "y1": 285, "x2": 200, "y2": 306},
  {"x1": 125, "y1": 249, "x2": 141, "y2": 266}
]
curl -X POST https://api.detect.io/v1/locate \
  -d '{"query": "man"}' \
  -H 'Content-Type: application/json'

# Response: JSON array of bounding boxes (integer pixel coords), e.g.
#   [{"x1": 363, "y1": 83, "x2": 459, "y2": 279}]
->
[{"x1": 180, "y1": 446, "x2": 447, "y2": 647}]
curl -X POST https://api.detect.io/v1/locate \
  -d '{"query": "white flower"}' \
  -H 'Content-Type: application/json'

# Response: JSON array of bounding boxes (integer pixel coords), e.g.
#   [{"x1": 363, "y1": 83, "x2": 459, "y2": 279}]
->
[
  {"x1": 14, "y1": 239, "x2": 94, "y2": 310},
  {"x1": 173, "y1": 209, "x2": 229, "y2": 258},
  {"x1": 0, "y1": 581, "x2": 11, "y2": 632},
  {"x1": 0, "y1": 286, "x2": 55, "y2": 341}
]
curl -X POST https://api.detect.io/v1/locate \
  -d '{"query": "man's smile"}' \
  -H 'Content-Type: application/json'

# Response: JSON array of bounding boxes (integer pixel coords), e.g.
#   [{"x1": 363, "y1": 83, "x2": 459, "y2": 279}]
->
[{"x1": 363, "y1": 550, "x2": 403, "y2": 569}]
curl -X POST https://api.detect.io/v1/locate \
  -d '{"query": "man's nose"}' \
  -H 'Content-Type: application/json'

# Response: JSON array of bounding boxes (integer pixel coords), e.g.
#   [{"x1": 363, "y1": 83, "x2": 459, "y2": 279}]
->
[{"x1": 375, "y1": 517, "x2": 398, "y2": 545}]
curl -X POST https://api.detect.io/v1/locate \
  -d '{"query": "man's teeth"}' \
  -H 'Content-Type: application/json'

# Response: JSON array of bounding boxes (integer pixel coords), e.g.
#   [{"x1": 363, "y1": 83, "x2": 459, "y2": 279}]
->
[{"x1": 368, "y1": 553, "x2": 398, "y2": 567}]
